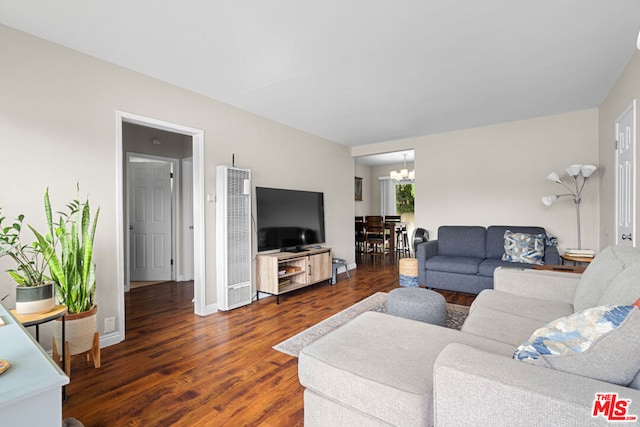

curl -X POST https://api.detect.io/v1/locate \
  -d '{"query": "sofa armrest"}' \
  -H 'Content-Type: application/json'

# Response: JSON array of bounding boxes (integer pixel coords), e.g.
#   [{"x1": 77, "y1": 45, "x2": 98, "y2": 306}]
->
[
  {"x1": 417, "y1": 240, "x2": 438, "y2": 286},
  {"x1": 417, "y1": 240, "x2": 438, "y2": 260},
  {"x1": 434, "y1": 343, "x2": 640, "y2": 426},
  {"x1": 544, "y1": 245, "x2": 560, "y2": 265},
  {"x1": 493, "y1": 267, "x2": 580, "y2": 305}
]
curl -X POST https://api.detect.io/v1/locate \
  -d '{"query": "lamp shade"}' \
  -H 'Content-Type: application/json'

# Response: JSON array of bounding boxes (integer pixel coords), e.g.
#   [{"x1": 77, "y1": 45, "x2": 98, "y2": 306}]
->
[
  {"x1": 542, "y1": 195, "x2": 558, "y2": 206},
  {"x1": 566, "y1": 164, "x2": 583, "y2": 177},
  {"x1": 581, "y1": 164, "x2": 597, "y2": 178},
  {"x1": 546, "y1": 172, "x2": 561, "y2": 183}
]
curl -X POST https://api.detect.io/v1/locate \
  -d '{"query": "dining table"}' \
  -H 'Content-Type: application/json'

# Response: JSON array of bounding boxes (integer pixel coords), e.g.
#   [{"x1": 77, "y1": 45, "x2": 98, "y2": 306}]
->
[{"x1": 356, "y1": 219, "x2": 406, "y2": 264}]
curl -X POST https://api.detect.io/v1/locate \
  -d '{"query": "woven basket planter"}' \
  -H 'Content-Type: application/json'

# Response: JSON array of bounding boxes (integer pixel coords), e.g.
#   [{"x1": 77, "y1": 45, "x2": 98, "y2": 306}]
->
[
  {"x1": 54, "y1": 305, "x2": 98, "y2": 356},
  {"x1": 399, "y1": 258, "x2": 419, "y2": 287}
]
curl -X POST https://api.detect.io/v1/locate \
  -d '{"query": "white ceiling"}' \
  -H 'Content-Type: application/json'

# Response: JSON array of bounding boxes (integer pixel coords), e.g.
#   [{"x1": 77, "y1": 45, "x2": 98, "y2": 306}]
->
[{"x1": 1, "y1": 1, "x2": 639, "y2": 148}]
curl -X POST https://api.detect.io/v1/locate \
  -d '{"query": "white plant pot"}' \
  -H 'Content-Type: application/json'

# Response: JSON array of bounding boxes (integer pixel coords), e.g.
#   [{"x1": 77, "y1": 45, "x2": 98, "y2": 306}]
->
[{"x1": 15, "y1": 283, "x2": 55, "y2": 315}]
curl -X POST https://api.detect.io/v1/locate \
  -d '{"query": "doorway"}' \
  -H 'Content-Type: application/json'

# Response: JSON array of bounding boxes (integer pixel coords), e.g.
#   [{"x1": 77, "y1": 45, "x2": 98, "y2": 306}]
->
[
  {"x1": 355, "y1": 150, "x2": 416, "y2": 232},
  {"x1": 127, "y1": 153, "x2": 178, "y2": 286},
  {"x1": 115, "y1": 111, "x2": 207, "y2": 343}
]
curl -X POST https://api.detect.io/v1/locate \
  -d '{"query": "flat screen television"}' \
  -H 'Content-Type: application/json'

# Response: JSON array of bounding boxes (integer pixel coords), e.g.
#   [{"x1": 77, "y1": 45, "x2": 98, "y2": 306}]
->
[{"x1": 256, "y1": 187, "x2": 326, "y2": 252}]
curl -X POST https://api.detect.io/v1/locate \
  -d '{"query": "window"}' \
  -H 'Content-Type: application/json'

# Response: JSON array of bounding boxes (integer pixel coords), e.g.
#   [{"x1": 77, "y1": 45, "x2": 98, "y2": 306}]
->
[{"x1": 396, "y1": 183, "x2": 414, "y2": 214}]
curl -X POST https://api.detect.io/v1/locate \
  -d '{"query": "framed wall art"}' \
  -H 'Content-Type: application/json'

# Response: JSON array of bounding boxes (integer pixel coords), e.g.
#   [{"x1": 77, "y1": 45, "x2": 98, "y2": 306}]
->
[{"x1": 354, "y1": 176, "x2": 363, "y2": 201}]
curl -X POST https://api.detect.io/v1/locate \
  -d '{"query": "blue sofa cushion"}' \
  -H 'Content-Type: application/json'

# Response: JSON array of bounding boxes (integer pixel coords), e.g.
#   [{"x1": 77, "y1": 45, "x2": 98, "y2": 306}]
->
[
  {"x1": 437, "y1": 226, "x2": 486, "y2": 258},
  {"x1": 486, "y1": 225, "x2": 547, "y2": 260},
  {"x1": 426, "y1": 256, "x2": 483, "y2": 275},
  {"x1": 478, "y1": 259, "x2": 534, "y2": 277}
]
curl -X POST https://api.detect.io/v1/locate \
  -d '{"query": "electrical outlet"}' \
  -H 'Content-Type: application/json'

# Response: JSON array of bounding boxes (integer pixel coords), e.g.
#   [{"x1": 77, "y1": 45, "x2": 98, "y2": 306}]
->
[{"x1": 104, "y1": 317, "x2": 116, "y2": 333}]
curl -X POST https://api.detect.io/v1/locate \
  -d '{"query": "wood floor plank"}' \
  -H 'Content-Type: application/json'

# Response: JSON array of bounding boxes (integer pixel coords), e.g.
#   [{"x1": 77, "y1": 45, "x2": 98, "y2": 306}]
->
[{"x1": 62, "y1": 261, "x2": 475, "y2": 426}]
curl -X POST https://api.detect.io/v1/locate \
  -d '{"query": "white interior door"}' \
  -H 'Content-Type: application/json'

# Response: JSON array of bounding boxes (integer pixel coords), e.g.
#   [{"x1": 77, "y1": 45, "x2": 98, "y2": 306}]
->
[
  {"x1": 181, "y1": 157, "x2": 194, "y2": 281},
  {"x1": 615, "y1": 100, "x2": 636, "y2": 247},
  {"x1": 129, "y1": 159, "x2": 173, "y2": 280}
]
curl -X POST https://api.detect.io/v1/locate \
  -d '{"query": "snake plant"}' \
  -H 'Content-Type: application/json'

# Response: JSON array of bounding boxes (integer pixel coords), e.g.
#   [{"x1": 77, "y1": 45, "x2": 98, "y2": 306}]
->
[{"x1": 31, "y1": 186, "x2": 99, "y2": 314}]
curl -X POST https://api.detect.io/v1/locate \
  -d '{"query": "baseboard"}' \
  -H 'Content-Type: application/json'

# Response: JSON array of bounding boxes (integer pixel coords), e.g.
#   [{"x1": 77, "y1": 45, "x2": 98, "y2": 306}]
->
[
  {"x1": 100, "y1": 330, "x2": 123, "y2": 348},
  {"x1": 197, "y1": 303, "x2": 219, "y2": 316}
]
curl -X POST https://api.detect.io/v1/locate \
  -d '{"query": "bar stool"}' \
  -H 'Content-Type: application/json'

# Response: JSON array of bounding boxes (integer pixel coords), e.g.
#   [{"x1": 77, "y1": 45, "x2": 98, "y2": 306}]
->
[{"x1": 396, "y1": 224, "x2": 410, "y2": 257}]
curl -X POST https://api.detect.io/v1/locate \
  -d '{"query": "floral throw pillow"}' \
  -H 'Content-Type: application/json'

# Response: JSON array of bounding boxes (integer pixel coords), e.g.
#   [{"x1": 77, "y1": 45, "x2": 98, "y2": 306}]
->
[
  {"x1": 513, "y1": 305, "x2": 640, "y2": 385},
  {"x1": 502, "y1": 230, "x2": 545, "y2": 265}
]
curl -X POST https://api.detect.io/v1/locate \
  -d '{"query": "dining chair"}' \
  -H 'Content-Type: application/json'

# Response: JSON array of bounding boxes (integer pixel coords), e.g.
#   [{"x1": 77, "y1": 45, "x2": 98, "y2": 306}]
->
[
  {"x1": 355, "y1": 220, "x2": 366, "y2": 260},
  {"x1": 365, "y1": 216, "x2": 388, "y2": 264}
]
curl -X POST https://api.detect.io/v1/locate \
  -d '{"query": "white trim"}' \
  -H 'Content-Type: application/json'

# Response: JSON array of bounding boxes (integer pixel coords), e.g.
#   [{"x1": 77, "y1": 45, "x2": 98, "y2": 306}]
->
[
  {"x1": 191, "y1": 130, "x2": 207, "y2": 316},
  {"x1": 115, "y1": 111, "x2": 207, "y2": 348},
  {"x1": 114, "y1": 114, "x2": 125, "y2": 344},
  {"x1": 178, "y1": 157, "x2": 194, "y2": 282}
]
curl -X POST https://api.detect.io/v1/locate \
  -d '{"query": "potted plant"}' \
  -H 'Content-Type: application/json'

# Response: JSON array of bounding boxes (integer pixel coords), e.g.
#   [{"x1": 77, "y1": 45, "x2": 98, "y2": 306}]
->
[
  {"x1": 32, "y1": 186, "x2": 100, "y2": 367},
  {"x1": 0, "y1": 210, "x2": 55, "y2": 314}
]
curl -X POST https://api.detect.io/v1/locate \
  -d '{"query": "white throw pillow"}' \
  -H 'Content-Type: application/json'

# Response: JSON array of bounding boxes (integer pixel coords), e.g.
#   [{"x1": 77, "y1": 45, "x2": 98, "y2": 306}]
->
[
  {"x1": 502, "y1": 230, "x2": 545, "y2": 265},
  {"x1": 513, "y1": 304, "x2": 640, "y2": 385}
]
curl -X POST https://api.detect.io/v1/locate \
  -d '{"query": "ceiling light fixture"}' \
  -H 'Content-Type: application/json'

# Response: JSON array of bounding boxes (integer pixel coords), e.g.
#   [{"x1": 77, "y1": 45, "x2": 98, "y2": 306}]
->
[{"x1": 390, "y1": 153, "x2": 415, "y2": 182}]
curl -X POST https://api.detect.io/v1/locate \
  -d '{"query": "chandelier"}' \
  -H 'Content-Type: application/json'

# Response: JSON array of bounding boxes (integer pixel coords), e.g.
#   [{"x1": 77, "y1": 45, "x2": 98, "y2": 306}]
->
[{"x1": 390, "y1": 153, "x2": 415, "y2": 182}]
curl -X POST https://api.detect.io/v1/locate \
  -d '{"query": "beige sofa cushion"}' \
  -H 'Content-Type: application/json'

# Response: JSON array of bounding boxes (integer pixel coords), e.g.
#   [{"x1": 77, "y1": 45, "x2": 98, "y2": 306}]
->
[
  {"x1": 573, "y1": 246, "x2": 640, "y2": 311},
  {"x1": 461, "y1": 306, "x2": 550, "y2": 346},
  {"x1": 597, "y1": 263, "x2": 640, "y2": 306},
  {"x1": 298, "y1": 311, "x2": 514, "y2": 427},
  {"x1": 470, "y1": 290, "x2": 574, "y2": 322}
]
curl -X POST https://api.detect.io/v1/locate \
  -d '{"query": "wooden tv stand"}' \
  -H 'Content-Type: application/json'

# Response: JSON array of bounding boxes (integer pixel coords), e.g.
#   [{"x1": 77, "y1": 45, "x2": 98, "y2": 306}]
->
[{"x1": 256, "y1": 247, "x2": 332, "y2": 304}]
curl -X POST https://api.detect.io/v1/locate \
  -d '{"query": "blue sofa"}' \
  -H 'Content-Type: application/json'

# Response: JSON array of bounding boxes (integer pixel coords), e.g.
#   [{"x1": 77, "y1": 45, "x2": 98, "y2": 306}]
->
[{"x1": 416, "y1": 225, "x2": 560, "y2": 294}]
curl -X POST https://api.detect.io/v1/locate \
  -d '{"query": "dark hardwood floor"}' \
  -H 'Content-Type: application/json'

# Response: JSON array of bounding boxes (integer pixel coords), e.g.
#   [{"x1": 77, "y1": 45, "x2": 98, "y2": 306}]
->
[{"x1": 62, "y1": 259, "x2": 475, "y2": 426}]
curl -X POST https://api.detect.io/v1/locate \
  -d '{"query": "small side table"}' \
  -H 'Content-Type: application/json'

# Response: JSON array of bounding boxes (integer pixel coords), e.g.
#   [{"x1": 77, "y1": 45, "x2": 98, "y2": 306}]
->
[
  {"x1": 532, "y1": 264, "x2": 586, "y2": 274},
  {"x1": 560, "y1": 253, "x2": 594, "y2": 266},
  {"x1": 399, "y1": 258, "x2": 419, "y2": 287},
  {"x1": 10, "y1": 305, "x2": 67, "y2": 400}
]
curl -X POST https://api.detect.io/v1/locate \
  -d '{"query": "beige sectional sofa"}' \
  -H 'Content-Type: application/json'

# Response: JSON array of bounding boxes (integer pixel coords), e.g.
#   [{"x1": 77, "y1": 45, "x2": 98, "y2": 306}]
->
[{"x1": 298, "y1": 245, "x2": 640, "y2": 426}]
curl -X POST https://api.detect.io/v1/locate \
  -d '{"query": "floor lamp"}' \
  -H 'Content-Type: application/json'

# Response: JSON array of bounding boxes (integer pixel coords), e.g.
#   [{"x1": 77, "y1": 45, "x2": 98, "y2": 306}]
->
[{"x1": 542, "y1": 164, "x2": 597, "y2": 249}]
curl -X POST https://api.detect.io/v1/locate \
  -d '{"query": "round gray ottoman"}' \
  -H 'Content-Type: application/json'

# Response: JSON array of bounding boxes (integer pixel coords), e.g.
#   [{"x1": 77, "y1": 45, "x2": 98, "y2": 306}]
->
[{"x1": 387, "y1": 288, "x2": 446, "y2": 325}]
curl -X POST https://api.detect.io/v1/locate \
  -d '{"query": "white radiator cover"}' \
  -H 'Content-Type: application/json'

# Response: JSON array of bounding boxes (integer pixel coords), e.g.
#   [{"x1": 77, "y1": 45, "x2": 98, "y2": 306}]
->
[{"x1": 216, "y1": 165, "x2": 252, "y2": 310}]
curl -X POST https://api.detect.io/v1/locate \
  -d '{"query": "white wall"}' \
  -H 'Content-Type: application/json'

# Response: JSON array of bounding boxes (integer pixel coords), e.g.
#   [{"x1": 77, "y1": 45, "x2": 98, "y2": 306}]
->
[
  {"x1": 354, "y1": 162, "x2": 374, "y2": 216},
  {"x1": 598, "y1": 50, "x2": 640, "y2": 248},
  {"x1": 353, "y1": 109, "x2": 600, "y2": 252},
  {"x1": 0, "y1": 25, "x2": 354, "y2": 346}
]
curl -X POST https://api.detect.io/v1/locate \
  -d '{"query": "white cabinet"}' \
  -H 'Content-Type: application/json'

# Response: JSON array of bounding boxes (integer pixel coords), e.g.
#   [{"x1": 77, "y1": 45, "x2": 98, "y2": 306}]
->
[{"x1": 0, "y1": 305, "x2": 68, "y2": 426}]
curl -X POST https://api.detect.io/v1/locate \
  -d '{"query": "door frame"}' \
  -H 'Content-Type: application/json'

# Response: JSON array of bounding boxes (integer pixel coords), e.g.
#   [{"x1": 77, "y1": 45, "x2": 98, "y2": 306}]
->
[
  {"x1": 180, "y1": 157, "x2": 194, "y2": 282},
  {"x1": 614, "y1": 100, "x2": 637, "y2": 247},
  {"x1": 125, "y1": 152, "x2": 180, "y2": 288},
  {"x1": 115, "y1": 111, "x2": 207, "y2": 343}
]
